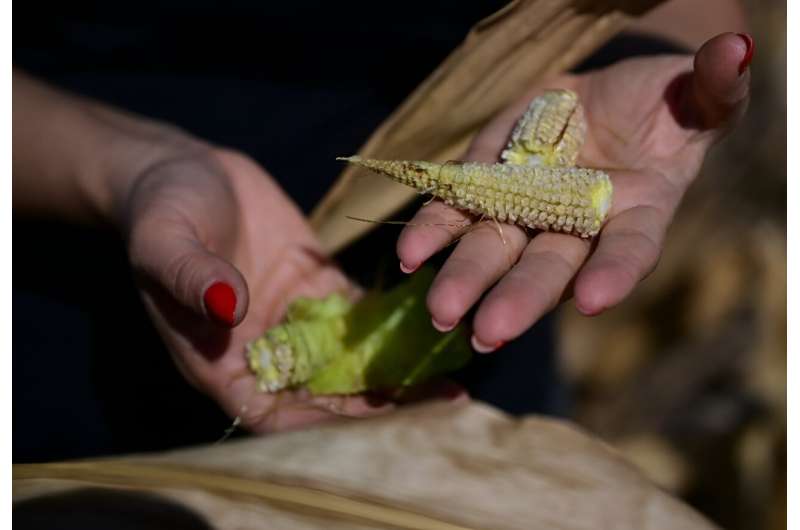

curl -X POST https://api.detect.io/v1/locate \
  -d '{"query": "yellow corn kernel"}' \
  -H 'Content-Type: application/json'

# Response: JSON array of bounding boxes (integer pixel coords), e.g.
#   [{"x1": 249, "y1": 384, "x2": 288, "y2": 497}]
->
[
  {"x1": 338, "y1": 156, "x2": 612, "y2": 238},
  {"x1": 501, "y1": 89, "x2": 586, "y2": 168}
]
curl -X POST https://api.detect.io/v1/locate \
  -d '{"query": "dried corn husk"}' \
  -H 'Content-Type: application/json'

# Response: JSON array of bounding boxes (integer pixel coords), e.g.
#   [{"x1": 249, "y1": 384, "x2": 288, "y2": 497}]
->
[{"x1": 14, "y1": 402, "x2": 716, "y2": 530}]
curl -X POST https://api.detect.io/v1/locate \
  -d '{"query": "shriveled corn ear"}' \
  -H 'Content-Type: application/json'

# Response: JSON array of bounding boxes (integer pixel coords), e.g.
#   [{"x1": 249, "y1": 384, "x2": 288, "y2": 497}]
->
[
  {"x1": 247, "y1": 294, "x2": 351, "y2": 392},
  {"x1": 339, "y1": 90, "x2": 612, "y2": 237},
  {"x1": 501, "y1": 89, "x2": 586, "y2": 168},
  {"x1": 337, "y1": 156, "x2": 612, "y2": 238},
  {"x1": 247, "y1": 268, "x2": 471, "y2": 395}
]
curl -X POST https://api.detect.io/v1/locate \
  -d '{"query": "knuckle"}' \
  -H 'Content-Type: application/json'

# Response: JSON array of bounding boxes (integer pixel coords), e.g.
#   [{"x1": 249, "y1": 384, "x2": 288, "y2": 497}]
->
[
  {"x1": 163, "y1": 250, "x2": 202, "y2": 306},
  {"x1": 126, "y1": 220, "x2": 161, "y2": 273}
]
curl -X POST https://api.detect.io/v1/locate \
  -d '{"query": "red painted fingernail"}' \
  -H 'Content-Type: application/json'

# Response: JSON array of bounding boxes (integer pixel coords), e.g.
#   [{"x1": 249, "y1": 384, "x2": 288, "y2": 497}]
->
[
  {"x1": 204, "y1": 281, "x2": 237, "y2": 326},
  {"x1": 399, "y1": 261, "x2": 418, "y2": 274},
  {"x1": 737, "y1": 33, "x2": 755, "y2": 75},
  {"x1": 471, "y1": 335, "x2": 505, "y2": 354}
]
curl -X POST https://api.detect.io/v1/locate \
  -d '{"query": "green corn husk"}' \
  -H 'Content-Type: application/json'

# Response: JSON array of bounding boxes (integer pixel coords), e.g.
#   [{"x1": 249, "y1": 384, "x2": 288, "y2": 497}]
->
[{"x1": 246, "y1": 268, "x2": 472, "y2": 395}]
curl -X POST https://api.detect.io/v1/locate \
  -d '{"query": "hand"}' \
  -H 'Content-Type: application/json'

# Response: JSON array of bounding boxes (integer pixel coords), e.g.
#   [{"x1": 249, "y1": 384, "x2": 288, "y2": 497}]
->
[
  {"x1": 397, "y1": 33, "x2": 753, "y2": 352},
  {"x1": 122, "y1": 147, "x2": 394, "y2": 432}
]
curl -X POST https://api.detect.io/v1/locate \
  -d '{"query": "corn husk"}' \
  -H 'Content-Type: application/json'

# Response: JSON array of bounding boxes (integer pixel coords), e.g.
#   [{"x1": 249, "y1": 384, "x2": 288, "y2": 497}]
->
[{"x1": 14, "y1": 402, "x2": 716, "y2": 530}]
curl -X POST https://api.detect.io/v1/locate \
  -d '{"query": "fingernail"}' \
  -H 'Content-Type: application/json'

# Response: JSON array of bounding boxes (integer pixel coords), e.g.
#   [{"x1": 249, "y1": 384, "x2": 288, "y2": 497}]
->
[
  {"x1": 576, "y1": 298, "x2": 603, "y2": 317},
  {"x1": 432, "y1": 318, "x2": 457, "y2": 332},
  {"x1": 575, "y1": 300, "x2": 593, "y2": 316},
  {"x1": 204, "y1": 281, "x2": 237, "y2": 326},
  {"x1": 399, "y1": 261, "x2": 418, "y2": 274},
  {"x1": 736, "y1": 33, "x2": 755, "y2": 75},
  {"x1": 470, "y1": 335, "x2": 505, "y2": 354}
]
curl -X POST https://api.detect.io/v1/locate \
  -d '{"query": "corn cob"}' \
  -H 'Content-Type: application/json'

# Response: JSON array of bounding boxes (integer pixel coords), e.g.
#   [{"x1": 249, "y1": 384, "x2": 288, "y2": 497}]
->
[
  {"x1": 247, "y1": 294, "x2": 351, "y2": 392},
  {"x1": 337, "y1": 156, "x2": 612, "y2": 238},
  {"x1": 246, "y1": 268, "x2": 471, "y2": 395},
  {"x1": 501, "y1": 89, "x2": 586, "y2": 167},
  {"x1": 339, "y1": 90, "x2": 611, "y2": 237}
]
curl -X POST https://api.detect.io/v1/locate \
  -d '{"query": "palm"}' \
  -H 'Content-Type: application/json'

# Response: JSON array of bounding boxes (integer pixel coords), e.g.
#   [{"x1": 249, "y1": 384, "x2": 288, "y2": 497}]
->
[
  {"x1": 397, "y1": 33, "x2": 750, "y2": 351},
  {"x1": 579, "y1": 57, "x2": 702, "y2": 172},
  {"x1": 130, "y1": 150, "x2": 388, "y2": 433}
]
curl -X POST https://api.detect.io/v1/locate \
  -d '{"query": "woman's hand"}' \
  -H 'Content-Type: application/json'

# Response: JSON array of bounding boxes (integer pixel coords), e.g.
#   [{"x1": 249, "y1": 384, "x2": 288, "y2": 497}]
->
[
  {"x1": 397, "y1": 32, "x2": 753, "y2": 352},
  {"x1": 122, "y1": 147, "x2": 394, "y2": 432},
  {"x1": 14, "y1": 72, "x2": 465, "y2": 432}
]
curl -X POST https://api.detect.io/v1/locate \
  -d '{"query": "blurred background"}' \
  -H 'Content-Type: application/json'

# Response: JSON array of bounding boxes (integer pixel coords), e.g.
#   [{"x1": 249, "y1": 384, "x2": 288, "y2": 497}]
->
[{"x1": 556, "y1": 1, "x2": 786, "y2": 528}]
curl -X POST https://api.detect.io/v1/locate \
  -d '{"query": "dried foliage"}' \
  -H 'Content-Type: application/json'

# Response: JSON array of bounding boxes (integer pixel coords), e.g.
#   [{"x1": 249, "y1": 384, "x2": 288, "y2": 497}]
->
[
  {"x1": 14, "y1": 402, "x2": 717, "y2": 530},
  {"x1": 557, "y1": 2, "x2": 786, "y2": 528}
]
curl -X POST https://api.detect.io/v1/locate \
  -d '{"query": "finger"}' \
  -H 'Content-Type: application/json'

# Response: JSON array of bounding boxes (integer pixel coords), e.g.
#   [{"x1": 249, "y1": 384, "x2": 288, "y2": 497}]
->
[
  {"x1": 129, "y1": 219, "x2": 249, "y2": 327},
  {"x1": 254, "y1": 395, "x2": 393, "y2": 432},
  {"x1": 682, "y1": 32, "x2": 752, "y2": 131},
  {"x1": 396, "y1": 116, "x2": 516, "y2": 272},
  {"x1": 396, "y1": 200, "x2": 473, "y2": 272},
  {"x1": 234, "y1": 386, "x2": 342, "y2": 433},
  {"x1": 221, "y1": 375, "x2": 395, "y2": 433},
  {"x1": 471, "y1": 233, "x2": 590, "y2": 351},
  {"x1": 573, "y1": 204, "x2": 671, "y2": 315},
  {"x1": 426, "y1": 221, "x2": 528, "y2": 331}
]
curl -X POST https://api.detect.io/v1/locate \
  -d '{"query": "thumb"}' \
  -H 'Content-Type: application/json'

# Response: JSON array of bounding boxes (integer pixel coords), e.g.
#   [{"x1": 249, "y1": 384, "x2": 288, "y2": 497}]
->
[
  {"x1": 130, "y1": 227, "x2": 250, "y2": 327},
  {"x1": 684, "y1": 32, "x2": 753, "y2": 131}
]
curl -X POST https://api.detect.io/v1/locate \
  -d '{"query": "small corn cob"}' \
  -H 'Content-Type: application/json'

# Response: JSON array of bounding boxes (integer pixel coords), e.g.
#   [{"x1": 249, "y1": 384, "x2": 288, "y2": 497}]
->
[
  {"x1": 338, "y1": 156, "x2": 612, "y2": 238},
  {"x1": 247, "y1": 294, "x2": 351, "y2": 392},
  {"x1": 338, "y1": 89, "x2": 612, "y2": 238},
  {"x1": 501, "y1": 89, "x2": 586, "y2": 168},
  {"x1": 246, "y1": 268, "x2": 471, "y2": 395}
]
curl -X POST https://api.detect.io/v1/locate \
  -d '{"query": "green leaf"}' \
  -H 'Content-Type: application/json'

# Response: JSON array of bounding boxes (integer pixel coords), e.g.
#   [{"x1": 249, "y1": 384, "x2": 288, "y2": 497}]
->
[{"x1": 246, "y1": 268, "x2": 472, "y2": 395}]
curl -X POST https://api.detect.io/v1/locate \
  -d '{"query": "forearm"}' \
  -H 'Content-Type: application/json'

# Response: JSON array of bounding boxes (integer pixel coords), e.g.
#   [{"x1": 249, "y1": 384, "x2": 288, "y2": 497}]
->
[{"x1": 12, "y1": 70, "x2": 206, "y2": 225}]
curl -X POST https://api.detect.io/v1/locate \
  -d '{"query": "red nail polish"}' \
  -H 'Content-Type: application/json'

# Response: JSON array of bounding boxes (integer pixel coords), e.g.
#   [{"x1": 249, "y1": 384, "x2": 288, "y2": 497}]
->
[
  {"x1": 204, "y1": 281, "x2": 237, "y2": 326},
  {"x1": 737, "y1": 33, "x2": 755, "y2": 75}
]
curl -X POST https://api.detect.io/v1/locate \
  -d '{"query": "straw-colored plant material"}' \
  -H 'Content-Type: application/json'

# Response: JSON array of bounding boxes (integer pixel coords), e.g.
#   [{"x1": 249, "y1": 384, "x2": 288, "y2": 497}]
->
[
  {"x1": 14, "y1": 402, "x2": 716, "y2": 530},
  {"x1": 311, "y1": 0, "x2": 664, "y2": 253}
]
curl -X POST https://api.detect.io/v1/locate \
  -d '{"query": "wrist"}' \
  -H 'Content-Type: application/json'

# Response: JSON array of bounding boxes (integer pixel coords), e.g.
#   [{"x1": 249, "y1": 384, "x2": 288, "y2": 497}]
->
[{"x1": 81, "y1": 103, "x2": 211, "y2": 228}]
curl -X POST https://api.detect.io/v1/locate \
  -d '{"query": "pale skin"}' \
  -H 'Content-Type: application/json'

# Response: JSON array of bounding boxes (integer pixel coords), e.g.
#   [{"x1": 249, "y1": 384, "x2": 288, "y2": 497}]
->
[
  {"x1": 397, "y1": 32, "x2": 752, "y2": 352},
  {"x1": 13, "y1": 3, "x2": 750, "y2": 431},
  {"x1": 14, "y1": 74, "x2": 395, "y2": 432}
]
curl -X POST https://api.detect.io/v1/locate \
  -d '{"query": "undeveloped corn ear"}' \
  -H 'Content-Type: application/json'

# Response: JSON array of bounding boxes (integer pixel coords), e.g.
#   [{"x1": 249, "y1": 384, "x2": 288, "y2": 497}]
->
[
  {"x1": 501, "y1": 89, "x2": 586, "y2": 168},
  {"x1": 338, "y1": 89, "x2": 612, "y2": 237},
  {"x1": 338, "y1": 156, "x2": 612, "y2": 238},
  {"x1": 247, "y1": 294, "x2": 351, "y2": 392},
  {"x1": 246, "y1": 269, "x2": 471, "y2": 395}
]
